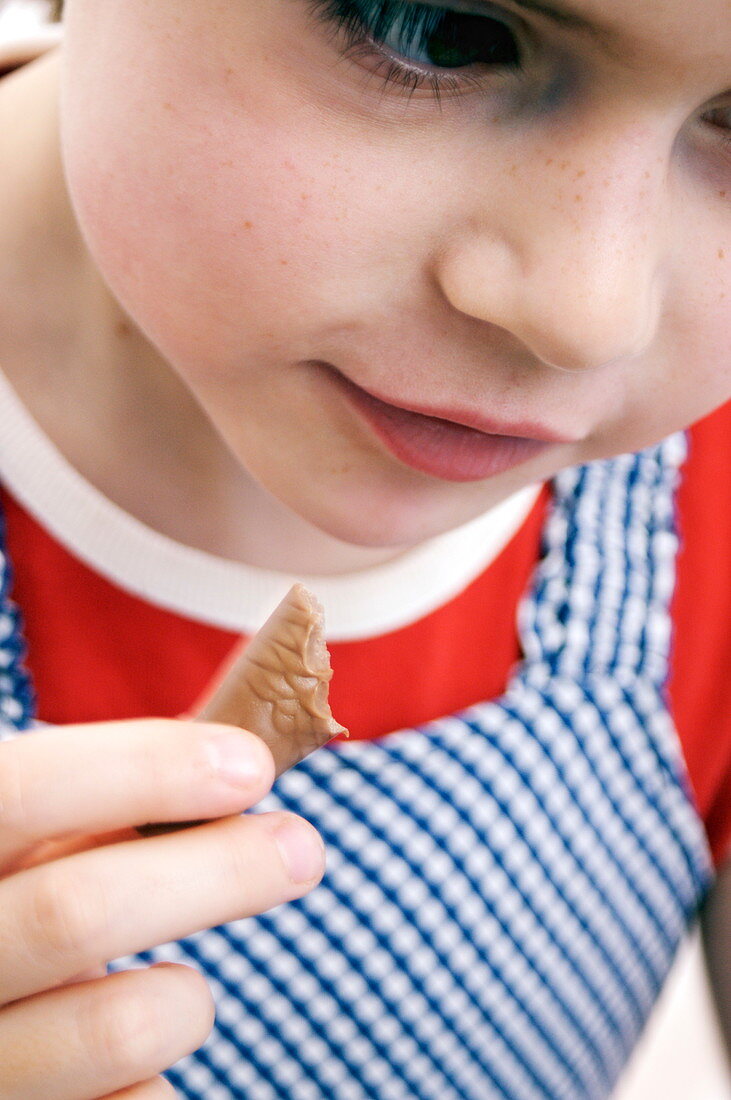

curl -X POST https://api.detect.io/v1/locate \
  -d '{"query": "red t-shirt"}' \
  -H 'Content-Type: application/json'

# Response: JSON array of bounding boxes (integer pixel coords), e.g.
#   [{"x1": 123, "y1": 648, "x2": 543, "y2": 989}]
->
[{"x1": 3, "y1": 403, "x2": 731, "y2": 866}]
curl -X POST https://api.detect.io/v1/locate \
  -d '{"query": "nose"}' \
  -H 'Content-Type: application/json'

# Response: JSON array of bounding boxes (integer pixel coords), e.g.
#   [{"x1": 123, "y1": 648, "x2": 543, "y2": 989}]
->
[{"x1": 434, "y1": 129, "x2": 665, "y2": 374}]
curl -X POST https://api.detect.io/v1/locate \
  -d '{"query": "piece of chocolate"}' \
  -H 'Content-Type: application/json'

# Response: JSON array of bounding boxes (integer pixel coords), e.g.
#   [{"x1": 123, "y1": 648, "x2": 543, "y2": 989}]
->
[
  {"x1": 137, "y1": 584, "x2": 347, "y2": 836},
  {"x1": 197, "y1": 582, "x2": 348, "y2": 777}
]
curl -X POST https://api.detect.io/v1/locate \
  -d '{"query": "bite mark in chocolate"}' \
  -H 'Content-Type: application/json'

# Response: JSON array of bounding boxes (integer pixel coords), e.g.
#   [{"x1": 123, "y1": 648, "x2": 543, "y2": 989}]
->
[
  {"x1": 197, "y1": 583, "x2": 348, "y2": 777},
  {"x1": 136, "y1": 584, "x2": 347, "y2": 836}
]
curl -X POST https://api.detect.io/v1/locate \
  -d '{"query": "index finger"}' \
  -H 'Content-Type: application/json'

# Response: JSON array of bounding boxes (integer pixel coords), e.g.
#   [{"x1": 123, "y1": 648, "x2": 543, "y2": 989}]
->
[{"x1": 0, "y1": 719, "x2": 274, "y2": 871}]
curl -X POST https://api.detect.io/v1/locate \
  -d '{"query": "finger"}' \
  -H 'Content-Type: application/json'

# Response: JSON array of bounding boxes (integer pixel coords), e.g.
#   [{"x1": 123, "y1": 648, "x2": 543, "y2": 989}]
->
[
  {"x1": 59, "y1": 964, "x2": 109, "y2": 988},
  {"x1": 0, "y1": 811, "x2": 325, "y2": 1003},
  {"x1": 0, "y1": 964, "x2": 211, "y2": 1100},
  {"x1": 103, "y1": 1077, "x2": 178, "y2": 1099},
  {"x1": 12, "y1": 830, "x2": 141, "y2": 876},
  {"x1": 0, "y1": 719, "x2": 275, "y2": 869}
]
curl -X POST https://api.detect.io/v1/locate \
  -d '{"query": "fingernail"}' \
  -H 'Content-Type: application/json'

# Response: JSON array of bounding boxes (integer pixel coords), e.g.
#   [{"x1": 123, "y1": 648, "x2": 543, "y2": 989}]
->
[
  {"x1": 274, "y1": 818, "x2": 325, "y2": 884},
  {"x1": 207, "y1": 733, "x2": 262, "y2": 788}
]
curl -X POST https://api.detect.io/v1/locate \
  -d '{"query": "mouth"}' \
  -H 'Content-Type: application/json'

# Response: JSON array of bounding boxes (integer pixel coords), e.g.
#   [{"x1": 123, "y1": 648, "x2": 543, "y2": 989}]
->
[{"x1": 320, "y1": 363, "x2": 571, "y2": 483}]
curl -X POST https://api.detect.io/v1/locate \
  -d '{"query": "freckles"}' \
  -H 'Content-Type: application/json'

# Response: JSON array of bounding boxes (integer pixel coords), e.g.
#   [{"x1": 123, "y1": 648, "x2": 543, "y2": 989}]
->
[{"x1": 713, "y1": 243, "x2": 730, "y2": 303}]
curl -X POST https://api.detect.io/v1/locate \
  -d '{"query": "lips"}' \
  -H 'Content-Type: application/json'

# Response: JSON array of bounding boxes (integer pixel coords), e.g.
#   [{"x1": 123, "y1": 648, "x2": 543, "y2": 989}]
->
[{"x1": 326, "y1": 365, "x2": 567, "y2": 483}]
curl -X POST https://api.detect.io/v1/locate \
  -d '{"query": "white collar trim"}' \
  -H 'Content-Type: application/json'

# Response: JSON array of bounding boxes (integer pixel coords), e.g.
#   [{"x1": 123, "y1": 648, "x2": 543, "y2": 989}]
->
[{"x1": 0, "y1": 367, "x2": 541, "y2": 639}]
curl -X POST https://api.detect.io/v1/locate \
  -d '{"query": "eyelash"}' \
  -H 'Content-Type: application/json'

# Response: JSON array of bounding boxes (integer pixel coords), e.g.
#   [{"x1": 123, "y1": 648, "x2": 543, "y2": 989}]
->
[
  {"x1": 305, "y1": 0, "x2": 731, "y2": 164},
  {"x1": 306, "y1": 0, "x2": 523, "y2": 102}
]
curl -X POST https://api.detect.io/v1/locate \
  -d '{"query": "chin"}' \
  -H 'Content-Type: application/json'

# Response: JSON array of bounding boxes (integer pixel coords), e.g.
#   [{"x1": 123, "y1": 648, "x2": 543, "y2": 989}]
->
[
  {"x1": 286, "y1": 481, "x2": 482, "y2": 551},
  {"x1": 300, "y1": 501, "x2": 420, "y2": 550}
]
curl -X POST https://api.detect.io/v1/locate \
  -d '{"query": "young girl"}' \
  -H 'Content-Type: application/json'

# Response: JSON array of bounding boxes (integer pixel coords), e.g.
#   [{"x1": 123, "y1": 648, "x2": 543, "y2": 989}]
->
[{"x1": 1, "y1": 1, "x2": 730, "y2": 1097}]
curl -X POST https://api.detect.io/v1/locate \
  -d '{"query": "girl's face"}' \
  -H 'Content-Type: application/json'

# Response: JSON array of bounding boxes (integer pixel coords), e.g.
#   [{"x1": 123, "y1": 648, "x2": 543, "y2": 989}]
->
[{"x1": 59, "y1": 0, "x2": 731, "y2": 548}]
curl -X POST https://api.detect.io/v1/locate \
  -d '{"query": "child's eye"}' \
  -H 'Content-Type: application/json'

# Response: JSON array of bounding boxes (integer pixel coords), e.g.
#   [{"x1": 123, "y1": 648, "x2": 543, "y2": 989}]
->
[{"x1": 306, "y1": 0, "x2": 523, "y2": 100}]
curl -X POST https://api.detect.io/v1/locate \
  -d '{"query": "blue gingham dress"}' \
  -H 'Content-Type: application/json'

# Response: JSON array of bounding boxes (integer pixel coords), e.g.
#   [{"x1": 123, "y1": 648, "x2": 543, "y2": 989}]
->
[{"x1": 0, "y1": 435, "x2": 714, "y2": 1099}]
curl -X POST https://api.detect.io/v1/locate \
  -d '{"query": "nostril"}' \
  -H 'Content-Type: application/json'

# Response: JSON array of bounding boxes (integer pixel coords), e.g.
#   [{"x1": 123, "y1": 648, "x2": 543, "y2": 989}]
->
[
  {"x1": 435, "y1": 226, "x2": 661, "y2": 376},
  {"x1": 526, "y1": 286, "x2": 661, "y2": 374}
]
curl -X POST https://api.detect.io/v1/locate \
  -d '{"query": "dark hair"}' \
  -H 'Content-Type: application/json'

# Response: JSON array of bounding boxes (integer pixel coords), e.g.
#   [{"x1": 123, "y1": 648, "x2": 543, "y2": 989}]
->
[{"x1": 50, "y1": 0, "x2": 63, "y2": 19}]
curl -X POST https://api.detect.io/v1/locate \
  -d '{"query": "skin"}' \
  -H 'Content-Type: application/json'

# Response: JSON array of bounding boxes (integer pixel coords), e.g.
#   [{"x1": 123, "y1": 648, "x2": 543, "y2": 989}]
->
[
  {"x1": 54, "y1": 0, "x2": 731, "y2": 561},
  {"x1": 0, "y1": 0, "x2": 730, "y2": 1094}
]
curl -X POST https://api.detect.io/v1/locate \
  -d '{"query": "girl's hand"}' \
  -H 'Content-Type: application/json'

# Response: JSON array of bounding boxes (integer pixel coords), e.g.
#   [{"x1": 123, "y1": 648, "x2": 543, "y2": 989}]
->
[{"x1": 0, "y1": 718, "x2": 325, "y2": 1099}]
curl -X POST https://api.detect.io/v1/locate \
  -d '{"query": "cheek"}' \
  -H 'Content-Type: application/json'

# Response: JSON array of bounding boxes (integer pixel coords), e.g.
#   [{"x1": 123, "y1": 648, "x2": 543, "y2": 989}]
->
[
  {"x1": 60, "y1": 12, "x2": 393, "y2": 375},
  {"x1": 608, "y1": 271, "x2": 731, "y2": 453},
  {"x1": 665, "y1": 254, "x2": 731, "y2": 415}
]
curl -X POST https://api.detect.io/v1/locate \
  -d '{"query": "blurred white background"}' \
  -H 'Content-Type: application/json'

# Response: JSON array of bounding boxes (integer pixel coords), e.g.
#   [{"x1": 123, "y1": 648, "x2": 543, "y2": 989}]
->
[
  {"x1": 1, "y1": 1, "x2": 730, "y2": 1096},
  {"x1": 0, "y1": 0, "x2": 57, "y2": 43}
]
